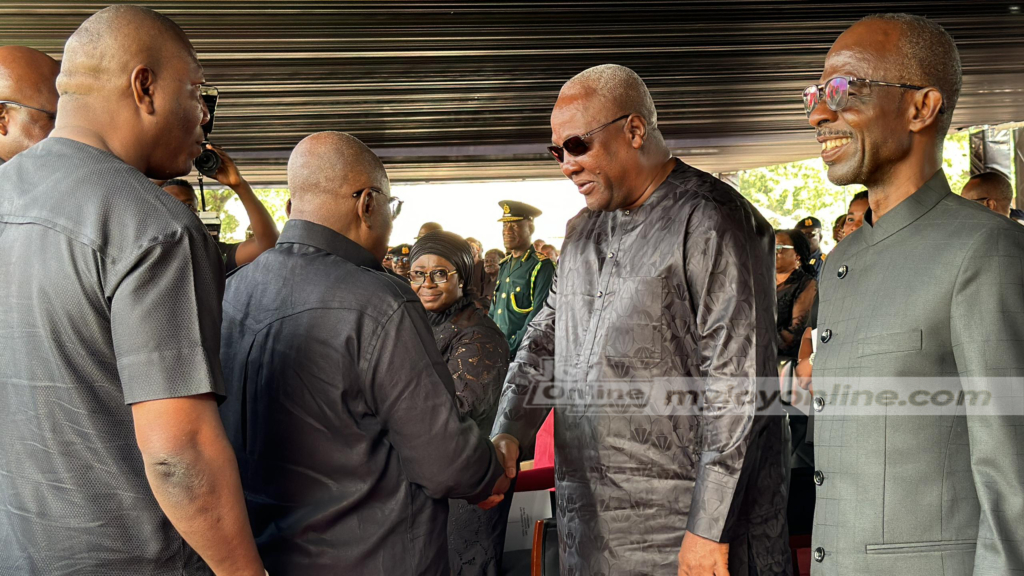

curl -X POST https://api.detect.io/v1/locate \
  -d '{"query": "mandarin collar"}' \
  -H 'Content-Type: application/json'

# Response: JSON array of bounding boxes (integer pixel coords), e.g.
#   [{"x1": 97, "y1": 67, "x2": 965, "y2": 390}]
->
[{"x1": 861, "y1": 169, "x2": 950, "y2": 245}]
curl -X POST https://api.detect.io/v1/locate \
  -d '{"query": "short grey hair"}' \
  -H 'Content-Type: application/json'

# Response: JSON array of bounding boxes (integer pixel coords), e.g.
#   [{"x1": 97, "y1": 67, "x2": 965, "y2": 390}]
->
[
  {"x1": 562, "y1": 64, "x2": 659, "y2": 132},
  {"x1": 860, "y1": 13, "x2": 962, "y2": 136}
]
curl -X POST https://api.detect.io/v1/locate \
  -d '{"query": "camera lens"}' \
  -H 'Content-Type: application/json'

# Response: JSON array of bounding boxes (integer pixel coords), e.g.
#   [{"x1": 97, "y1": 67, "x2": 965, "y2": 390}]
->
[{"x1": 195, "y1": 143, "x2": 221, "y2": 178}]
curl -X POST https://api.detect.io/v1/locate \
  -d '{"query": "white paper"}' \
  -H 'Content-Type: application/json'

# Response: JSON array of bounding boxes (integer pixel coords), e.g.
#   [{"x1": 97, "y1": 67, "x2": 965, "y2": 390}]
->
[{"x1": 503, "y1": 490, "x2": 553, "y2": 551}]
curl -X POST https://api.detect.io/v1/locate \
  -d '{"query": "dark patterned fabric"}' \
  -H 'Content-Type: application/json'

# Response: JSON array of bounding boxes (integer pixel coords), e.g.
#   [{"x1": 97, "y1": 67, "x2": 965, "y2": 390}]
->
[
  {"x1": 425, "y1": 300, "x2": 512, "y2": 576},
  {"x1": 491, "y1": 160, "x2": 791, "y2": 575},
  {"x1": 0, "y1": 138, "x2": 225, "y2": 575},
  {"x1": 776, "y1": 268, "x2": 816, "y2": 359},
  {"x1": 812, "y1": 170, "x2": 1024, "y2": 576},
  {"x1": 218, "y1": 220, "x2": 505, "y2": 576}
]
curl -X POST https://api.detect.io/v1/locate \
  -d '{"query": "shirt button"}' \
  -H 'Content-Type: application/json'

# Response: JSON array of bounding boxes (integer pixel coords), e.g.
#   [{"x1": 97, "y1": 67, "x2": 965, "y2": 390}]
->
[
  {"x1": 814, "y1": 547, "x2": 825, "y2": 563},
  {"x1": 838, "y1": 265, "x2": 849, "y2": 279},
  {"x1": 813, "y1": 470, "x2": 825, "y2": 486},
  {"x1": 813, "y1": 396, "x2": 825, "y2": 412},
  {"x1": 820, "y1": 329, "x2": 832, "y2": 343}
]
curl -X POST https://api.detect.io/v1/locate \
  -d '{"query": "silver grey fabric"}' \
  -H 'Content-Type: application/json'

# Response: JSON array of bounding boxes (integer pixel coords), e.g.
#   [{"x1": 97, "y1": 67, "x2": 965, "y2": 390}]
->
[
  {"x1": 492, "y1": 160, "x2": 791, "y2": 576},
  {"x1": 811, "y1": 170, "x2": 1024, "y2": 575},
  {"x1": 0, "y1": 138, "x2": 224, "y2": 574}
]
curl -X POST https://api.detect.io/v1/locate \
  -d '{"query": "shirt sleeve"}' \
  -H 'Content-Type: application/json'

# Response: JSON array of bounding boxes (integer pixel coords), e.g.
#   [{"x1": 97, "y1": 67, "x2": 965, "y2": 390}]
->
[
  {"x1": 682, "y1": 201, "x2": 769, "y2": 542},
  {"x1": 110, "y1": 227, "x2": 226, "y2": 405},
  {"x1": 491, "y1": 265, "x2": 558, "y2": 456},
  {"x1": 950, "y1": 225, "x2": 1024, "y2": 572},
  {"x1": 447, "y1": 325, "x2": 510, "y2": 430},
  {"x1": 364, "y1": 301, "x2": 504, "y2": 503},
  {"x1": 511, "y1": 259, "x2": 555, "y2": 352}
]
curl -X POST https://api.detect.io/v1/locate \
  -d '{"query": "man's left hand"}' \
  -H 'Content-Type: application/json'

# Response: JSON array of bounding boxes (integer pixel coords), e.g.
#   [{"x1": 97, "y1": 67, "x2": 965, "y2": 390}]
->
[
  {"x1": 206, "y1": 143, "x2": 244, "y2": 188},
  {"x1": 678, "y1": 531, "x2": 730, "y2": 576}
]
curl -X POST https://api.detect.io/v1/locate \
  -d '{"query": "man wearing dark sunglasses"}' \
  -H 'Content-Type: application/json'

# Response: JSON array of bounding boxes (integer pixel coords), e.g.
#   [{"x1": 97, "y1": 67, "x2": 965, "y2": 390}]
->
[
  {"x1": 490, "y1": 64, "x2": 788, "y2": 576},
  {"x1": 0, "y1": 46, "x2": 60, "y2": 164},
  {"x1": 807, "y1": 15, "x2": 1024, "y2": 576}
]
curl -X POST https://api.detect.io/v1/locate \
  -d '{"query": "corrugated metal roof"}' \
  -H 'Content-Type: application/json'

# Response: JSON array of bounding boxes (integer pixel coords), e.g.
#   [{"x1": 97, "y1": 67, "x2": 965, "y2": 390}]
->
[{"x1": 3, "y1": 0, "x2": 1024, "y2": 185}]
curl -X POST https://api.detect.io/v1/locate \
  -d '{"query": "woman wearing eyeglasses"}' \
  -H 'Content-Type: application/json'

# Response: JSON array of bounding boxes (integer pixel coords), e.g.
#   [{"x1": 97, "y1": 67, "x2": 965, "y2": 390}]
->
[
  {"x1": 776, "y1": 229, "x2": 818, "y2": 361},
  {"x1": 409, "y1": 231, "x2": 512, "y2": 576}
]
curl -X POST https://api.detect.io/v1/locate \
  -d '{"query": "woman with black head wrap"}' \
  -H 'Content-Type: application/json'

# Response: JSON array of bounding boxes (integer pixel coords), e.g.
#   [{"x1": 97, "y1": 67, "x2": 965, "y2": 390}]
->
[
  {"x1": 775, "y1": 228, "x2": 818, "y2": 360},
  {"x1": 409, "y1": 231, "x2": 513, "y2": 576}
]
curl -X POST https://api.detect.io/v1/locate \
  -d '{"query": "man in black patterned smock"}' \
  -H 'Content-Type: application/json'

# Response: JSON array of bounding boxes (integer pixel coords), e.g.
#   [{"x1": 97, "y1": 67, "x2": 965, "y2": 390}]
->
[
  {"x1": 488, "y1": 65, "x2": 790, "y2": 576},
  {"x1": 488, "y1": 201, "x2": 556, "y2": 358}
]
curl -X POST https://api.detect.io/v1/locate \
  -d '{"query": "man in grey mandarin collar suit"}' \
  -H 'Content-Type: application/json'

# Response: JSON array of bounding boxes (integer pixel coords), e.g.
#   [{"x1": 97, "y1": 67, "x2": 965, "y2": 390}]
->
[{"x1": 806, "y1": 14, "x2": 1024, "y2": 575}]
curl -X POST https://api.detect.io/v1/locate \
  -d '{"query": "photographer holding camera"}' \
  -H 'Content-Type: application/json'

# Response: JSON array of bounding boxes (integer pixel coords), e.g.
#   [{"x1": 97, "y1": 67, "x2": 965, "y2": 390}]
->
[{"x1": 163, "y1": 143, "x2": 279, "y2": 273}]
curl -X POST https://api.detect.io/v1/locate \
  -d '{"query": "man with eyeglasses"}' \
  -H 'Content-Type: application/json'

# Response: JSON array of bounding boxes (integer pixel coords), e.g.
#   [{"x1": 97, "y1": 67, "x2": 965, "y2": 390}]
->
[
  {"x1": 218, "y1": 131, "x2": 508, "y2": 575},
  {"x1": 387, "y1": 242, "x2": 413, "y2": 279},
  {"x1": 489, "y1": 64, "x2": 788, "y2": 576},
  {"x1": 0, "y1": 46, "x2": 59, "y2": 163},
  {"x1": 0, "y1": 7, "x2": 266, "y2": 575},
  {"x1": 806, "y1": 14, "x2": 1024, "y2": 576},
  {"x1": 960, "y1": 171, "x2": 1015, "y2": 218}
]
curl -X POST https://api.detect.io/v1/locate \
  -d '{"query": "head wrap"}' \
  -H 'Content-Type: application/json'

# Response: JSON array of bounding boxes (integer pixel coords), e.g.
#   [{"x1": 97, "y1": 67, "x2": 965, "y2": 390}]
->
[{"x1": 410, "y1": 231, "x2": 476, "y2": 296}]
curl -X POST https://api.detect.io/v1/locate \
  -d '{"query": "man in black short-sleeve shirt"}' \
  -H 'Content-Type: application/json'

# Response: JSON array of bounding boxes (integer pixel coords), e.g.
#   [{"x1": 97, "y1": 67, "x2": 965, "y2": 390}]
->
[{"x1": 0, "y1": 6, "x2": 262, "y2": 575}]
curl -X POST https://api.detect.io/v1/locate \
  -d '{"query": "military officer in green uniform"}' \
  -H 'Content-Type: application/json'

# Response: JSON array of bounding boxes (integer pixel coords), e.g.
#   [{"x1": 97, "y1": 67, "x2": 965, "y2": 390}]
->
[{"x1": 488, "y1": 200, "x2": 556, "y2": 358}]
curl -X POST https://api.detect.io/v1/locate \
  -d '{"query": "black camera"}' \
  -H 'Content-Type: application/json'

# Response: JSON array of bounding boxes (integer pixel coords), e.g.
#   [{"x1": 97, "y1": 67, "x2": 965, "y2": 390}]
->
[{"x1": 194, "y1": 86, "x2": 221, "y2": 178}]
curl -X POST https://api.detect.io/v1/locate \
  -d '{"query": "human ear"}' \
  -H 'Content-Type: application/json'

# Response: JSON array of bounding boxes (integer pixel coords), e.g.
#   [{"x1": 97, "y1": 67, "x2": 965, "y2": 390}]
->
[
  {"x1": 130, "y1": 65, "x2": 157, "y2": 115},
  {"x1": 908, "y1": 88, "x2": 944, "y2": 134}
]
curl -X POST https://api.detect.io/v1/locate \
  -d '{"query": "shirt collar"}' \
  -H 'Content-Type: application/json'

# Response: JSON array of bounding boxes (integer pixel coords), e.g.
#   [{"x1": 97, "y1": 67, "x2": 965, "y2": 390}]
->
[
  {"x1": 861, "y1": 169, "x2": 950, "y2": 246},
  {"x1": 277, "y1": 219, "x2": 384, "y2": 271}
]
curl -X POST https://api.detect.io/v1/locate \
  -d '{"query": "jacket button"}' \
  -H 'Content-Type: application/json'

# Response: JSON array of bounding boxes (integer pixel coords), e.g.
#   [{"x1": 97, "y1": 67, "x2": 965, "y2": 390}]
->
[
  {"x1": 814, "y1": 547, "x2": 825, "y2": 562},
  {"x1": 813, "y1": 470, "x2": 825, "y2": 485},
  {"x1": 820, "y1": 329, "x2": 832, "y2": 343},
  {"x1": 596, "y1": 291, "x2": 604, "y2": 298},
  {"x1": 607, "y1": 252, "x2": 615, "y2": 258},
  {"x1": 813, "y1": 396, "x2": 825, "y2": 412},
  {"x1": 838, "y1": 265, "x2": 848, "y2": 279}
]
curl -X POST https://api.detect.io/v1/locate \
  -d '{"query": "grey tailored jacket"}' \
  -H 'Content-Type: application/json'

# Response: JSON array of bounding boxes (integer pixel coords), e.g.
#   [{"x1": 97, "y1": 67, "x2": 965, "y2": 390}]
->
[
  {"x1": 811, "y1": 170, "x2": 1024, "y2": 576},
  {"x1": 492, "y1": 160, "x2": 792, "y2": 576}
]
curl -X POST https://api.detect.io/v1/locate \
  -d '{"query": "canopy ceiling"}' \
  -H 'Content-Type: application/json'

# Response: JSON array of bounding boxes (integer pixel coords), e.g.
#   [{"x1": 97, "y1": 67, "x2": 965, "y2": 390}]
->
[{"x1": 4, "y1": 1, "x2": 1024, "y2": 185}]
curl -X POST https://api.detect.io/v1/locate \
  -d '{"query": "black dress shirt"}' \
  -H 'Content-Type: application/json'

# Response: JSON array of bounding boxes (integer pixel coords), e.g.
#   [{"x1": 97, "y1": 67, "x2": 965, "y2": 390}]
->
[
  {"x1": 219, "y1": 219, "x2": 504, "y2": 576},
  {"x1": 0, "y1": 138, "x2": 224, "y2": 575}
]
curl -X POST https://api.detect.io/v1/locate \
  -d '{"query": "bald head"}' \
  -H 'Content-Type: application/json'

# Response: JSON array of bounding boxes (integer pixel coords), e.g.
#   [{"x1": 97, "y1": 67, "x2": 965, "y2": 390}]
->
[
  {"x1": 288, "y1": 132, "x2": 389, "y2": 204},
  {"x1": 59, "y1": 6, "x2": 196, "y2": 99},
  {"x1": 287, "y1": 132, "x2": 393, "y2": 260},
  {"x1": 0, "y1": 46, "x2": 60, "y2": 161},
  {"x1": 559, "y1": 64, "x2": 659, "y2": 136},
  {"x1": 962, "y1": 171, "x2": 1014, "y2": 217},
  {"x1": 52, "y1": 5, "x2": 209, "y2": 180}
]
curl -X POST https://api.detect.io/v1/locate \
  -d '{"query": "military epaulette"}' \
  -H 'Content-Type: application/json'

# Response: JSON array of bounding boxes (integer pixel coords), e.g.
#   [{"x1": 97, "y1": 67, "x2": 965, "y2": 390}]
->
[
  {"x1": 499, "y1": 254, "x2": 512, "y2": 264},
  {"x1": 535, "y1": 252, "x2": 548, "y2": 261},
  {"x1": 821, "y1": 253, "x2": 828, "y2": 262}
]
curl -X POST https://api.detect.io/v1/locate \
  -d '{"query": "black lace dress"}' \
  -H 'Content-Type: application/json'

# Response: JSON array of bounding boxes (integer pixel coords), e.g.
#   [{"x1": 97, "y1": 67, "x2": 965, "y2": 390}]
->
[
  {"x1": 776, "y1": 268, "x2": 817, "y2": 360},
  {"x1": 427, "y1": 297, "x2": 512, "y2": 576}
]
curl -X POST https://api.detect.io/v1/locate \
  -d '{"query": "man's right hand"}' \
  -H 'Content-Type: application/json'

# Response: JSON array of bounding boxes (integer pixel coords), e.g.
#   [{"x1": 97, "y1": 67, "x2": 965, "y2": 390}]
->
[
  {"x1": 477, "y1": 434, "x2": 520, "y2": 510},
  {"x1": 492, "y1": 433, "x2": 520, "y2": 479}
]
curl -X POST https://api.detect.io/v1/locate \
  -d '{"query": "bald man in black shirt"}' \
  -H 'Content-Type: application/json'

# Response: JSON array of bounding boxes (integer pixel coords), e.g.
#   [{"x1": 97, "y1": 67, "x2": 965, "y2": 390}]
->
[{"x1": 0, "y1": 6, "x2": 262, "y2": 575}]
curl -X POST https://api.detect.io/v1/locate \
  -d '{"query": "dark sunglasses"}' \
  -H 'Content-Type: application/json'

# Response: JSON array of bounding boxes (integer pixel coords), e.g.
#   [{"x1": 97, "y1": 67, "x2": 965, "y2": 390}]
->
[
  {"x1": 353, "y1": 187, "x2": 403, "y2": 220},
  {"x1": 547, "y1": 114, "x2": 630, "y2": 163},
  {"x1": 409, "y1": 269, "x2": 458, "y2": 286},
  {"x1": 802, "y1": 76, "x2": 930, "y2": 117}
]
